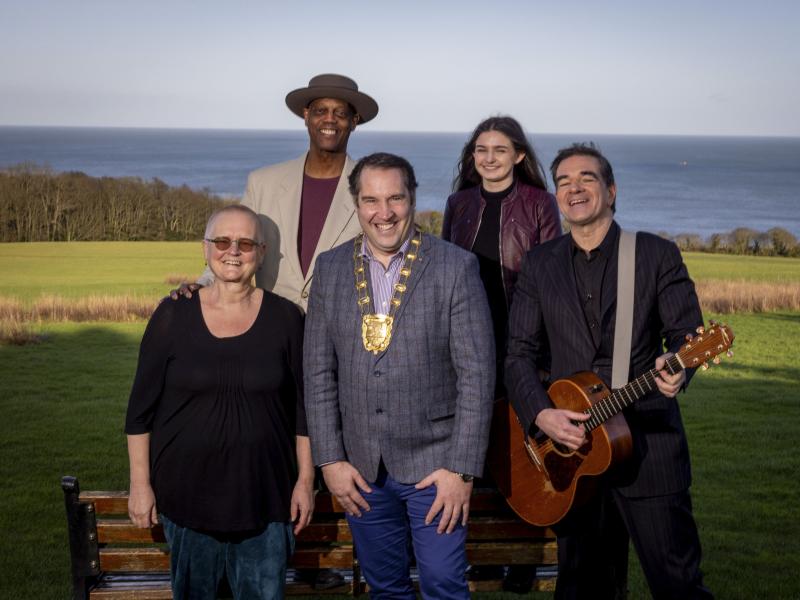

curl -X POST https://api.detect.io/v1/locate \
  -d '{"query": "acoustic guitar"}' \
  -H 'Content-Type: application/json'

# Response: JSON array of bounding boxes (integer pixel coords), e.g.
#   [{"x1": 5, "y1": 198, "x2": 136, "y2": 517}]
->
[{"x1": 489, "y1": 322, "x2": 734, "y2": 526}]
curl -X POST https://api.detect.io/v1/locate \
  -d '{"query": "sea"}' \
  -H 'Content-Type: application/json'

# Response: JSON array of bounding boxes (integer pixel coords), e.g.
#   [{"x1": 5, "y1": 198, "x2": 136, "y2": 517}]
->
[{"x1": 1, "y1": 126, "x2": 799, "y2": 239}]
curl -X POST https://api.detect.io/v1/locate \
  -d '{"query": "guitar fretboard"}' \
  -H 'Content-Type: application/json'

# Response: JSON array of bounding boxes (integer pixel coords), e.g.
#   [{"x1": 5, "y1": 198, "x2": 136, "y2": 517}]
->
[{"x1": 583, "y1": 355, "x2": 683, "y2": 432}]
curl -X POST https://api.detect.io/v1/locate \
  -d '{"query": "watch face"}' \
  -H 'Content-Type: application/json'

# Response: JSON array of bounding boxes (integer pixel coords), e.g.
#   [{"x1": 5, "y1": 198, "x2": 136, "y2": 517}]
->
[{"x1": 460, "y1": 473, "x2": 474, "y2": 482}]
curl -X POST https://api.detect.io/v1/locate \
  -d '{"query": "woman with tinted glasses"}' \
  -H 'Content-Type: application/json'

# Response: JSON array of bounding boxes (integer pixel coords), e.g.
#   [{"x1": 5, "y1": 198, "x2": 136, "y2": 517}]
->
[
  {"x1": 442, "y1": 116, "x2": 561, "y2": 592},
  {"x1": 125, "y1": 204, "x2": 313, "y2": 600}
]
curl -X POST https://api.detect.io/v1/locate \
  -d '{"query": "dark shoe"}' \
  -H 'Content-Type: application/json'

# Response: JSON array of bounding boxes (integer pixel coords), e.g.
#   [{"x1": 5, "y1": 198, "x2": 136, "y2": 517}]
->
[
  {"x1": 467, "y1": 565, "x2": 505, "y2": 581},
  {"x1": 314, "y1": 568, "x2": 346, "y2": 590},
  {"x1": 503, "y1": 565, "x2": 535, "y2": 594}
]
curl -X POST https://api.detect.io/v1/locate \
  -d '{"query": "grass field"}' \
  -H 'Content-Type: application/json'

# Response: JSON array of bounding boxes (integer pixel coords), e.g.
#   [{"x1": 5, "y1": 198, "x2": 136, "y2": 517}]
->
[
  {"x1": 1, "y1": 243, "x2": 799, "y2": 599},
  {"x1": 0, "y1": 241, "x2": 203, "y2": 300},
  {"x1": 1, "y1": 242, "x2": 800, "y2": 303}
]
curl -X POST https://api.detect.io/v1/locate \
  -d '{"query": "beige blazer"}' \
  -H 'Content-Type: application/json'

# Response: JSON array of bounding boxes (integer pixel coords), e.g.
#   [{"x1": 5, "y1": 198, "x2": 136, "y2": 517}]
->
[{"x1": 200, "y1": 153, "x2": 361, "y2": 310}]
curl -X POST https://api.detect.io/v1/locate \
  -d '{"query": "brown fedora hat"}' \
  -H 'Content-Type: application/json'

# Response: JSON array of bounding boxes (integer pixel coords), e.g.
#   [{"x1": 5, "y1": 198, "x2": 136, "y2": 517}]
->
[{"x1": 285, "y1": 74, "x2": 379, "y2": 124}]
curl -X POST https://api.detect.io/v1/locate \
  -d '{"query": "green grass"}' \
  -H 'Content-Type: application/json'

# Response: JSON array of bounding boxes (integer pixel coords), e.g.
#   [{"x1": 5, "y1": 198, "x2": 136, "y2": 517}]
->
[
  {"x1": 0, "y1": 241, "x2": 203, "y2": 301},
  {"x1": 2, "y1": 314, "x2": 799, "y2": 599},
  {"x1": 683, "y1": 251, "x2": 800, "y2": 282},
  {"x1": 0, "y1": 243, "x2": 798, "y2": 303},
  {"x1": 1, "y1": 244, "x2": 799, "y2": 598}
]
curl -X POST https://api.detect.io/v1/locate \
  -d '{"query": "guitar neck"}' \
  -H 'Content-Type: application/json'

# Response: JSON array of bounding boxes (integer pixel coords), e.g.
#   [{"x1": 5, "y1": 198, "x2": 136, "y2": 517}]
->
[{"x1": 583, "y1": 354, "x2": 683, "y2": 432}]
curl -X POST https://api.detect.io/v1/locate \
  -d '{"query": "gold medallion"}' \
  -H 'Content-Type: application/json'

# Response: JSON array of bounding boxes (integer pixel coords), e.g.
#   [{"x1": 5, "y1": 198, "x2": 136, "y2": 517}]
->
[
  {"x1": 362, "y1": 314, "x2": 393, "y2": 354},
  {"x1": 353, "y1": 231, "x2": 421, "y2": 355}
]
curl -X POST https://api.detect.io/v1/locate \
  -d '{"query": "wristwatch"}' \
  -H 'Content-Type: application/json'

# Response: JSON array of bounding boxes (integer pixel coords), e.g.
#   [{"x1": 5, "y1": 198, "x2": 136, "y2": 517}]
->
[{"x1": 454, "y1": 472, "x2": 474, "y2": 483}]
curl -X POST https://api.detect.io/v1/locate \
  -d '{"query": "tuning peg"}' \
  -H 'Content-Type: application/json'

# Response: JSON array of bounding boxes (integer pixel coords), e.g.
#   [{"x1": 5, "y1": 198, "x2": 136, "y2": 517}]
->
[
  {"x1": 712, "y1": 356, "x2": 721, "y2": 365},
  {"x1": 709, "y1": 319, "x2": 717, "y2": 326},
  {"x1": 685, "y1": 333, "x2": 694, "y2": 341},
  {"x1": 726, "y1": 349, "x2": 734, "y2": 358},
  {"x1": 701, "y1": 363, "x2": 709, "y2": 370},
  {"x1": 696, "y1": 325, "x2": 705, "y2": 335}
]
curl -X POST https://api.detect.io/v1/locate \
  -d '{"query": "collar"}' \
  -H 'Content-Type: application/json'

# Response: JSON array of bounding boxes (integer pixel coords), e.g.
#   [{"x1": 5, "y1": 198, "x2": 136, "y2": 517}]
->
[
  {"x1": 571, "y1": 221, "x2": 620, "y2": 261},
  {"x1": 359, "y1": 228, "x2": 416, "y2": 262}
]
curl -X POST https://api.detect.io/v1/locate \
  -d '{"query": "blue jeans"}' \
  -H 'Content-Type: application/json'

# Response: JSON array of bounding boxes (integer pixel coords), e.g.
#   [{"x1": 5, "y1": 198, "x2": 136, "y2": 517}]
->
[
  {"x1": 160, "y1": 514, "x2": 294, "y2": 600},
  {"x1": 346, "y1": 468, "x2": 470, "y2": 600}
]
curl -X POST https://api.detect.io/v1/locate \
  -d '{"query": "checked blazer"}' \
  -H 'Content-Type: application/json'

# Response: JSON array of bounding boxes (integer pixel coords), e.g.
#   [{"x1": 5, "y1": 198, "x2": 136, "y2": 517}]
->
[
  {"x1": 303, "y1": 233, "x2": 495, "y2": 484},
  {"x1": 505, "y1": 223, "x2": 704, "y2": 497}
]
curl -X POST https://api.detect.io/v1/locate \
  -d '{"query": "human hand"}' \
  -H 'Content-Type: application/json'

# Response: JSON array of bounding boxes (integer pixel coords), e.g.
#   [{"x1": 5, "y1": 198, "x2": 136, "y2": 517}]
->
[
  {"x1": 534, "y1": 408, "x2": 589, "y2": 450},
  {"x1": 128, "y1": 482, "x2": 158, "y2": 528},
  {"x1": 165, "y1": 282, "x2": 202, "y2": 302},
  {"x1": 290, "y1": 477, "x2": 315, "y2": 534},
  {"x1": 655, "y1": 352, "x2": 685, "y2": 398},
  {"x1": 415, "y1": 469, "x2": 472, "y2": 534},
  {"x1": 321, "y1": 462, "x2": 372, "y2": 517}
]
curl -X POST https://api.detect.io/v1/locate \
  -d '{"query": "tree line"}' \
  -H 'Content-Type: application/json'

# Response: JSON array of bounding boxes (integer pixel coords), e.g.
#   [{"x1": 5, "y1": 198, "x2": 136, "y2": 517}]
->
[
  {"x1": 0, "y1": 165, "x2": 229, "y2": 242},
  {"x1": 2, "y1": 165, "x2": 798, "y2": 257},
  {"x1": 670, "y1": 228, "x2": 800, "y2": 257},
  {"x1": 415, "y1": 211, "x2": 800, "y2": 258}
]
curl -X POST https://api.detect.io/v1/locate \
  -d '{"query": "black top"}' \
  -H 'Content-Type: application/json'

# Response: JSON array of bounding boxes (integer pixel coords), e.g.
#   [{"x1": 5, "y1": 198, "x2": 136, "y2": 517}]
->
[
  {"x1": 125, "y1": 292, "x2": 307, "y2": 533},
  {"x1": 471, "y1": 183, "x2": 514, "y2": 393},
  {"x1": 571, "y1": 221, "x2": 620, "y2": 348}
]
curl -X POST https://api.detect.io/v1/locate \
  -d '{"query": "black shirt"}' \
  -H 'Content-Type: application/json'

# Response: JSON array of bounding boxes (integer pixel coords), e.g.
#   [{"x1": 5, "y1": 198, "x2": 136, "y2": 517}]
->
[
  {"x1": 125, "y1": 292, "x2": 306, "y2": 532},
  {"x1": 471, "y1": 183, "x2": 514, "y2": 391},
  {"x1": 571, "y1": 222, "x2": 620, "y2": 348}
]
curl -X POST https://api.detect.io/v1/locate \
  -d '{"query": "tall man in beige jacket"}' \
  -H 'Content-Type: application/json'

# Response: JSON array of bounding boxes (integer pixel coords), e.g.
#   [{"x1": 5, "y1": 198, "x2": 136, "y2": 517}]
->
[{"x1": 196, "y1": 73, "x2": 378, "y2": 311}]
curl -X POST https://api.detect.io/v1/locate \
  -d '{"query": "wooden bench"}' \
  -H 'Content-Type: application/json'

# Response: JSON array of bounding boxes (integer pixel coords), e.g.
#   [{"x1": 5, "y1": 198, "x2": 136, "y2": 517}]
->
[{"x1": 63, "y1": 475, "x2": 557, "y2": 598}]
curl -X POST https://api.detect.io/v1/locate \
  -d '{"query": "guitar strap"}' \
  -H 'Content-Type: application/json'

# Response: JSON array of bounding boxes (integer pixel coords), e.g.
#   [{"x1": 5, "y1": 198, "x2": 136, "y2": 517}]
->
[{"x1": 612, "y1": 230, "x2": 637, "y2": 389}]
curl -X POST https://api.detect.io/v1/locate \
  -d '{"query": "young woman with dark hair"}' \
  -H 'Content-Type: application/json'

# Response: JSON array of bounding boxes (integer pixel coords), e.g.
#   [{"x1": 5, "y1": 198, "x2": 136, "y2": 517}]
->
[{"x1": 442, "y1": 116, "x2": 562, "y2": 592}]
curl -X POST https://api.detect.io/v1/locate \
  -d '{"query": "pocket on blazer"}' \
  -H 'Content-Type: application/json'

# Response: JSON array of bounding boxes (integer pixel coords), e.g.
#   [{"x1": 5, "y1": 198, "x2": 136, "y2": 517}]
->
[{"x1": 427, "y1": 400, "x2": 457, "y2": 421}]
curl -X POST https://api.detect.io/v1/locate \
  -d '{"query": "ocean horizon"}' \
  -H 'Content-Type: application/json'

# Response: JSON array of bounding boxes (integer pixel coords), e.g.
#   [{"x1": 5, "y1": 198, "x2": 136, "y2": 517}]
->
[{"x1": 2, "y1": 125, "x2": 799, "y2": 238}]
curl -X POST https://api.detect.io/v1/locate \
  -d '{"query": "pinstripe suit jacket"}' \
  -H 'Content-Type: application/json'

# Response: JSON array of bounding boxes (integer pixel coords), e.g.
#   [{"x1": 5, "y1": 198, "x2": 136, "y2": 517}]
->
[
  {"x1": 505, "y1": 223, "x2": 703, "y2": 497},
  {"x1": 304, "y1": 233, "x2": 495, "y2": 484}
]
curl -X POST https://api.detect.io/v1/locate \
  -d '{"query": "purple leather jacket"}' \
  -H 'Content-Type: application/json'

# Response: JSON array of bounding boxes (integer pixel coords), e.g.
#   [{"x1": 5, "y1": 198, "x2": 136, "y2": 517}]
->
[{"x1": 442, "y1": 182, "x2": 562, "y2": 306}]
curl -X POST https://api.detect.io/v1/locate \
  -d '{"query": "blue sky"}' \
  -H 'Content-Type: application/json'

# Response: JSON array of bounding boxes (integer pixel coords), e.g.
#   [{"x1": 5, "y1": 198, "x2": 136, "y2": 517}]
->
[{"x1": 1, "y1": 0, "x2": 798, "y2": 136}]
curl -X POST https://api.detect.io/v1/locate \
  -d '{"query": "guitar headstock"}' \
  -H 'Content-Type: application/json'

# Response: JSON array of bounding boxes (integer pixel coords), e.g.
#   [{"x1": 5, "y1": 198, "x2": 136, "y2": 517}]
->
[{"x1": 677, "y1": 321, "x2": 735, "y2": 371}]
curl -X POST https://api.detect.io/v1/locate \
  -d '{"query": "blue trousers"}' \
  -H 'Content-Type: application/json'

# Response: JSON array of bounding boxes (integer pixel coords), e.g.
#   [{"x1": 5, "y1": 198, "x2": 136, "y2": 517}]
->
[
  {"x1": 346, "y1": 468, "x2": 469, "y2": 599},
  {"x1": 160, "y1": 514, "x2": 294, "y2": 600}
]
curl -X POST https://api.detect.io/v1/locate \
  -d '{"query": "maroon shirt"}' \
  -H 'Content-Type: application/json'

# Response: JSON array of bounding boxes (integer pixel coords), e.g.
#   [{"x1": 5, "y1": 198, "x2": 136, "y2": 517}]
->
[{"x1": 298, "y1": 174, "x2": 338, "y2": 276}]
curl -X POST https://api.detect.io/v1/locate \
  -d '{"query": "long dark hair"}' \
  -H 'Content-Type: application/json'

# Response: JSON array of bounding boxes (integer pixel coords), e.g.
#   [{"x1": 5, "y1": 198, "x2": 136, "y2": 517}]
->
[{"x1": 452, "y1": 116, "x2": 548, "y2": 192}]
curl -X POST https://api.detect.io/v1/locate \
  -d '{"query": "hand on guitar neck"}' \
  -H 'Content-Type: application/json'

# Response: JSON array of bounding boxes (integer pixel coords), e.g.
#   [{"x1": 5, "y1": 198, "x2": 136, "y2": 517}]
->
[
  {"x1": 654, "y1": 352, "x2": 685, "y2": 397},
  {"x1": 534, "y1": 350, "x2": 683, "y2": 451}
]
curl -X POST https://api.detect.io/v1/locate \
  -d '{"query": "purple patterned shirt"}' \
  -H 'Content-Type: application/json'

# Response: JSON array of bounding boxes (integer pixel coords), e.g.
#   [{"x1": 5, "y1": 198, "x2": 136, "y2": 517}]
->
[{"x1": 360, "y1": 232, "x2": 414, "y2": 315}]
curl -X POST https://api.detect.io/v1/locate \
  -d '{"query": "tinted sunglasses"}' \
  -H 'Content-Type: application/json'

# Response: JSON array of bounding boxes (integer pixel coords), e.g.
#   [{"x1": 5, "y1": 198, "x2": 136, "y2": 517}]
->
[{"x1": 205, "y1": 237, "x2": 262, "y2": 253}]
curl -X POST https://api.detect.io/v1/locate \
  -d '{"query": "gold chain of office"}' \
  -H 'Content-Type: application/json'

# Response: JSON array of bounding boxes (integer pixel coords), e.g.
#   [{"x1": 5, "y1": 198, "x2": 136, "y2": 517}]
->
[{"x1": 353, "y1": 231, "x2": 422, "y2": 354}]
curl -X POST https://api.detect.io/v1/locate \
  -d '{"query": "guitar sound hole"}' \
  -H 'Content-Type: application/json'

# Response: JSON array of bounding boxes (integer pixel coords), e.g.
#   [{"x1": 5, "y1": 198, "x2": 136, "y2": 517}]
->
[
  {"x1": 553, "y1": 442, "x2": 572, "y2": 455},
  {"x1": 543, "y1": 433, "x2": 594, "y2": 492}
]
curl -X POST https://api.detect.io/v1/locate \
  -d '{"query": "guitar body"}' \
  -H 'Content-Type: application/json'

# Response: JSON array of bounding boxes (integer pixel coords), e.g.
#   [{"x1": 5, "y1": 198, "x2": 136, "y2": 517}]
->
[
  {"x1": 490, "y1": 322, "x2": 734, "y2": 526},
  {"x1": 489, "y1": 372, "x2": 633, "y2": 526}
]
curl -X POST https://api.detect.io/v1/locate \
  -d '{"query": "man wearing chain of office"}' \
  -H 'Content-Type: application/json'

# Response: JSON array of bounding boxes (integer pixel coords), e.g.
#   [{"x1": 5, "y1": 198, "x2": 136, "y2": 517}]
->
[{"x1": 303, "y1": 152, "x2": 495, "y2": 598}]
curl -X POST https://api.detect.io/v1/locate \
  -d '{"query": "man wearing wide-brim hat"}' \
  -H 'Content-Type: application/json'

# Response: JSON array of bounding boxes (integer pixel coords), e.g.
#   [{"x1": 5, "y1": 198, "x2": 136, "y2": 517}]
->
[{"x1": 196, "y1": 73, "x2": 378, "y2": 312}]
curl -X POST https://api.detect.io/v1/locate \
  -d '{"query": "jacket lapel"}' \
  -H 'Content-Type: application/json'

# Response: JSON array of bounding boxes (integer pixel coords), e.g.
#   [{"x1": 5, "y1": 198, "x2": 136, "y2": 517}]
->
[{"x1": 277, "y1": 154, "x2": 307, "y2": 288}]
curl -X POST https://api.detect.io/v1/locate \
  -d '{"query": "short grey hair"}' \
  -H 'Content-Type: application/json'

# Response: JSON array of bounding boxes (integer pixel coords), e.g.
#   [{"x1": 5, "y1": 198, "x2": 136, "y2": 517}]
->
[{"x1": 204, "y1": 204, "x2": 266, "y2": 241}]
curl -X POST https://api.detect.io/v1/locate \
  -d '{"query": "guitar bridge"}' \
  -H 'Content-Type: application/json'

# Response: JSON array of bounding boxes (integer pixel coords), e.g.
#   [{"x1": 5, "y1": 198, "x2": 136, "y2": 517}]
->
[{"x1": 523, "y1": 436, "x2": 548, "y2": 479}]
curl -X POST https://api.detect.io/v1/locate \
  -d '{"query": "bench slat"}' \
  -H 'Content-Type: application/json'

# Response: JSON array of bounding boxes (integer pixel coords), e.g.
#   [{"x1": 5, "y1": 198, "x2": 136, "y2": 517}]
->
[
  {"x1": 83, "y1": 492, "x2": 349, "y2": 516},
  {"x1": 87, "y1": 573, "x2": 359, "y2": 598},
  {"x1": 467, "y1": 517, "x2": 554, "y2": 540},
  {"x1": 465, "y1": 540, "x2": 558, "y2": 565},
  {"x1": 99, "y1": 545, "x2": 357, "y2": 572},
  {"x1": 96, "y1": 519, "x2": 353, "y2": 544}
]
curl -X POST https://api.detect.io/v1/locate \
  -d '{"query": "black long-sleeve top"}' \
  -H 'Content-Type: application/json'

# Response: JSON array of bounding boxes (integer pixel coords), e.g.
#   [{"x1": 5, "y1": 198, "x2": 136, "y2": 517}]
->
[{"x1": 125, "y1": 292, "x2": 306, "y2": 533}]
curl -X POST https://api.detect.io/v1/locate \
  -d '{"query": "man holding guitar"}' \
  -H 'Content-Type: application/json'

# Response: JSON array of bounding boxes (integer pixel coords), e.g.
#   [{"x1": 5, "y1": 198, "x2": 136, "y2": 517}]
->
[{"x1": 505, "y1": 143, "x2": 713, "y2": 599}]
